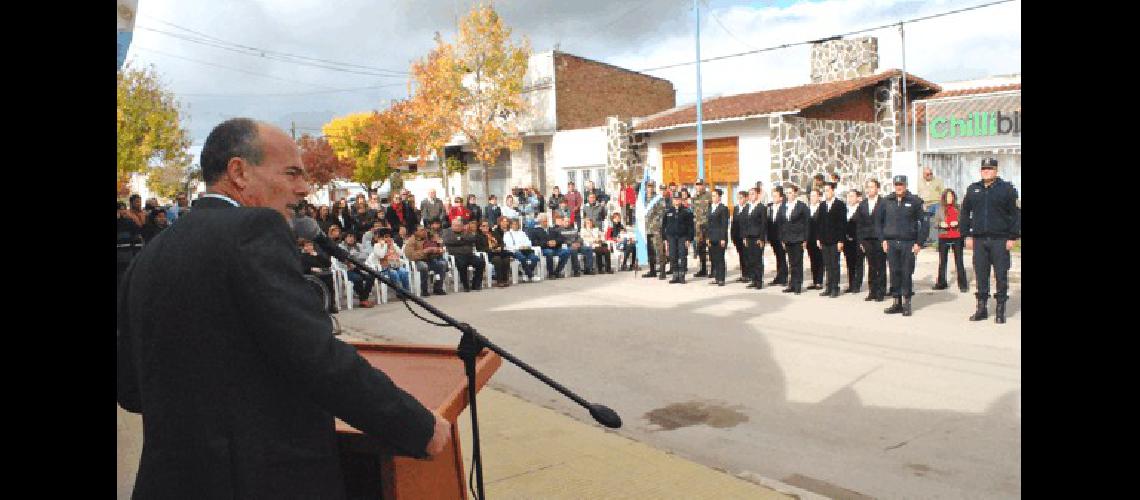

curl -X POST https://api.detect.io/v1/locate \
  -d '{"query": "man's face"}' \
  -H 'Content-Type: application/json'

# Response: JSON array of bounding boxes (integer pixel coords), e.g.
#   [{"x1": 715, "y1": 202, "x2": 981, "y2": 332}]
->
[
  {"x1": 980, "y1": 166, "x2": 997, "y2": 182},
  {"x1": 238, "y1": 125, "x2": 309, "y2": 220},
  {"x1": 130, "y1": 197, "x2": 142, "y2": 210},
  {"x1": 155, "y1": 212, "x2": 168, "y2": 226},
  {"x1": 846, "y1": 192, "x2": 858, "y2": 206},
  {"x1": 489, "y1": 197, "x2": 497, "y2": 205},
  {"x1": 177, "y1": 195, "x2": 188, "y2": 207},
  {"x1": 646, "y1": 185, "x2": 655, "y2": 197},
  {"x1": 345, "y1": 234, "x2": 356, "y2": 246},
  {"x1": 329, "y1": 227, "x2": 341, "y2": 239},
  {"x1": 415, "y1": 228, "x2": 427, "y2": 239},
  {"x1": 712, "y1": 191, "x2": 721, "y2": 204},
  {"x1": 748, "y1": 190, "x2": 758, "y2": 203},
  {"x1": 560, "y1": 217, "x2": 572, "y2": 228},
  {"x1": 810, "y1": 191, "x2": 820, "y2": 204},
  {"x1": 894, "y1": 183, "x2": 907, "y2": 196},
  {"x1": 451, "y1": 220, "x2": 463, "y2": 232},
  {"x1": 865, "y1": 182, "x2": 879, "y2": 198},
  {"x1": 428, "y1": 189, "x2": 436, "y2": 199},
  {"x1": 824, "y1": 185, "x2": 834, "y2": 200},
  {"x1": 588, "y1": 194, "x2": 597, "y2": 204},
  {"x1": 697, "y1": 183, "x2": 706, "y2": 194},
  {"x1": 923, "y1": 168, "x2": 933, "y2": 180}
]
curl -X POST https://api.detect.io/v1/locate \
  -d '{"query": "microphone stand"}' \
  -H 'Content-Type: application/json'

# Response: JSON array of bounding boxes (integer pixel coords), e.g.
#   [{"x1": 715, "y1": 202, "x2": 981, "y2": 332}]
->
[{"x1": 313, "y1": 237, "x2": 622, "y2": 500}]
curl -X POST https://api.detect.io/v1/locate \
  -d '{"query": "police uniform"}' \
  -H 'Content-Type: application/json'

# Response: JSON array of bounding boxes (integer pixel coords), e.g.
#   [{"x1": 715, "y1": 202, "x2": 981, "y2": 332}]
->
[
  {"x1": 780, "y1": 197, "x2": 809, "y2": 293},
  {"x1": 961, "y1": 158, "x2": 1021, "y2": 324},
  {"x1": 642, "y1": 184, "x2": 667, "y2": 278},
  {"x1": 876, "y1": 175, "x2": 928, "y2": 316},
  {"x1": 706, "y1": 201, "x2": 730, "y2": 285},
  {"x1": 663, "y1": 199, "x2": 695, "y2": 283},
  {"x1": 691, "y1": 187, "x2": 713, "y2": 277}
]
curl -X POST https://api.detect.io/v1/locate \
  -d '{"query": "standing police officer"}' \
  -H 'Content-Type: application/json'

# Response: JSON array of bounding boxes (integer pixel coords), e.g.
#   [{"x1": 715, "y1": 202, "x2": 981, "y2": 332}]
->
[
  {"x1": 664, "y1": 191, "x2": 695, "y2": 284},
  {"x1": 691, "y1": 180, "x2": 713, "y2": 278},
  {"x1": 961, "y1": 158, "x2": 1021, "y2": 324},
  {"x1": 642, "y1": 181, "x2": 666, "y2": 279},
  {"x1": 877, "y1": 175, "x2": 928, "y2": 317}
]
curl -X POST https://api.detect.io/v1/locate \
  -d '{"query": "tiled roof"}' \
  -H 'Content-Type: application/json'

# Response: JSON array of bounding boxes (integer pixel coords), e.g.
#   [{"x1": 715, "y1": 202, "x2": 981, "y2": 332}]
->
[
  {"x1": 633, "y1": 69, "x2": 939, "y2": 132},
  {"x1": 909, "y1": 84, "x2": 1021, "y2": 124}
]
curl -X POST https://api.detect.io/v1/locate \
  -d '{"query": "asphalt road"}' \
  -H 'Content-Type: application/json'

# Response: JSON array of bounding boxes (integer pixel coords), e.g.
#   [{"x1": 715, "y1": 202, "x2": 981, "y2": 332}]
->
[{"x1": 338, "y1": 248, "x2": 1021, "y2": 499}]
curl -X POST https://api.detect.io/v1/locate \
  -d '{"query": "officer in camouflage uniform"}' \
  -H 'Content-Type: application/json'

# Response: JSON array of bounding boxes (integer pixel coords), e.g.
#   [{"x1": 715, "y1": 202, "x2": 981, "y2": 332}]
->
[
  {"x1": 691, "y1": 180, "x2": 712, "y2": 278},
  {"x1": 641, "y1": 181, "x2": 668, "y2": 279},
  {"x1": 648, "y1": 182, "x2": 672, "y2": 280}
]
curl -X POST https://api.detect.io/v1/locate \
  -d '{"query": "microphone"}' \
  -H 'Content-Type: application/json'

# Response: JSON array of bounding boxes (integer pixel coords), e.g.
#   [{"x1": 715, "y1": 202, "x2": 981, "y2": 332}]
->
[{"x1": 291, "y1": 216, "x2": 353, "y2": 262}]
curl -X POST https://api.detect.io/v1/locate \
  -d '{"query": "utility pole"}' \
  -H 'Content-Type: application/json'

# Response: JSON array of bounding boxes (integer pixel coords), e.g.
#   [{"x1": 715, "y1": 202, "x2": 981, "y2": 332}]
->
[
  {"x1": 899, "y1": 23, "x2": 909, "y2": 151},
  {"x1": 290, "y1": 120, "x2": 297, "y2": 140},
  {"x1": 694, "y1": 0, "x2": 705, "y2": 182}
]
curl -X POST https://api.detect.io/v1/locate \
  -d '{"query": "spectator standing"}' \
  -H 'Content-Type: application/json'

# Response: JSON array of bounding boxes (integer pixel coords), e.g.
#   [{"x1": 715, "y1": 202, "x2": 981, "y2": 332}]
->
[
  {"x1": 548, "y1": 186, "x2": 565, "y2": 216},
  {"x1": 918, "y1": 166, "x2": 945, "y2": 244},
  {"x1": 564, "y1": 182, "x2": 583, "y2": 228},
  {"x1": 618, "y1": 183, "x2": 636, "y2": 224},
  {"x1": 316, "y1": 205, "x2": 335, "y2": 233},
  {"x1": 166, "y1": 193, "x2": 190, "y2": 223},
  {"x1": 447, "y1": 197, "x2": 470, "y2": 225},
  {"x1": 466, "y1": 194, "x2": 483, "y2": 225},
  {"x1": 420, "y1": 189, "x2": 446, "y2": 226},
  {"x1": 352, "y1": 202, "x2": 375, "y2": 240},
  {"x1": 502, "y1": 195, "x2": 520, "y2": 220},
  {"x1": 583, "y1": 192, "x2": 607, "y2": 230},
  {"x1": 932, "y1": 188, "x2": 968, "y2": 293},
  {"x1": 485, "y1": 195, "x2": 503, "y2": 227}
]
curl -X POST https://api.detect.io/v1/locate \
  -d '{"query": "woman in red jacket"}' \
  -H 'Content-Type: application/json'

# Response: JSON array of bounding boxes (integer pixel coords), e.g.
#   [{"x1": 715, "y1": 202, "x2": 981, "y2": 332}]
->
[
  {"x1": 932, "y1": 188, "x2": 968, "y2": 292},
  {"x1": 447, "y1": 196, "x2": 470, "y2": 224}
]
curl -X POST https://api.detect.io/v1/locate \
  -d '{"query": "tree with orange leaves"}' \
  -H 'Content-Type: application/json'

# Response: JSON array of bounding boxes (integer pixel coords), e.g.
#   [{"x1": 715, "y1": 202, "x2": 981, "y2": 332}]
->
[
  {"x1": 297, "y1": 134, "x2": 354, "y2": 189},
  {"x1": 409, "y1": 33, "x2": 465, "y2": 196}
]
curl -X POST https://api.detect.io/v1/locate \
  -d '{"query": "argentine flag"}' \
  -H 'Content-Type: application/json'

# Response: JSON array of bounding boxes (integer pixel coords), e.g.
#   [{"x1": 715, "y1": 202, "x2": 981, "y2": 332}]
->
[{"x1": 634, "y1": 167, "x2": 658, "y2": 266}]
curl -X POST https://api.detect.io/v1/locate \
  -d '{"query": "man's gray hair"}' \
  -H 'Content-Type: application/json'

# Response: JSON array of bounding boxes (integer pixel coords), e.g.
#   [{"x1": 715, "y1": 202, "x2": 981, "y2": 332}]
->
[{"x1": 201, "y1": 118, "x2": 264, "y2": 184}]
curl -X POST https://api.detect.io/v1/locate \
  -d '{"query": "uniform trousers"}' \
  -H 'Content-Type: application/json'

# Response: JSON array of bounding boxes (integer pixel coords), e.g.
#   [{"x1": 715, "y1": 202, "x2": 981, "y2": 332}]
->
[
  {"x1": 710, "y1": 240, "x2": 727, "y2": 283},
  {"x1": 822, "y1": 243, "x2": 841, "y2": 293},
  {"x1": 784, "y1": 241, "x2": 804, "y2": 291},
  {"x1": 694, "y1": 226, "x2": 709, "y2": 272},
  {"x1": 666, "y1": 235, "x2": 689, "y2": 275},
  {"x1": 842, "y1": 238, "x2": 865, "y2": 290},
  {"x1": 745, "y1": 237, "x2": 765, "y2": 284},
  {"x1": 770, "y1": 238, "x2": 788, "y2": 283},
  {"x1": 861, "y1": 239, "x2": 887, "y2": 297},
  {"x1": 732, "y1": 237, "x2": 746, "y2": 277},
  {"x1": 886, "y1": 240, "x2": 917, "y2": 298},
  {"x1": 806, "y1": 239, "x2": 824, "y2": 286},
  {"x1": 973, "y1": 237, "x2": 1011, "y2": 300}
]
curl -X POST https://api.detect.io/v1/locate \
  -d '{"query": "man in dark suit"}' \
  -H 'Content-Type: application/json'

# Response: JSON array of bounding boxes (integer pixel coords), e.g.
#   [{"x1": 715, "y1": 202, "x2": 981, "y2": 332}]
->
[
  {"x1": 705, "y1": 188, "x2": 731, "y2": 286},
  {"x1": 730, "y1": 190, "x2": 748, "y2": 282},
  {"x1": 817, "y1": 182, "x2": 847, "y2": 298},
  {"x1": 780, "y1": 184, "x2": 809, "y2": 294},
  {"x1": 856, "y1": 179, "x2": 888, "y2": 302},
  {"x1": 842, "y1": 189, "x2": 865, "y2": 294},
  {"x1": 805, "y1": 189, "x2": 825, "y2": 291},
  {"x1": 741, "y1": 187, "x2": 768, "y2": 289},
  {"x1": 767, "y1": 186, "x2": 789, "y2": 286},
  {"x1": 117, "y1": 118, "x2": 450, "y2": 499}
]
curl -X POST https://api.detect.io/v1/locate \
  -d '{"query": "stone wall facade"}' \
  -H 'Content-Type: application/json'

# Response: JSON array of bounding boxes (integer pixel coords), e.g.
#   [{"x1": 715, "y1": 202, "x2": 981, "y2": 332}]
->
[
  {"x1": 810, "y1": 37, "x2": 878, "y2": 84},
  {"x1": 605, "y1": 116, "x2": 647, "y2": 191},
  {"x1": 769, "y1": 77, "x2": 903, "y2": 194}
]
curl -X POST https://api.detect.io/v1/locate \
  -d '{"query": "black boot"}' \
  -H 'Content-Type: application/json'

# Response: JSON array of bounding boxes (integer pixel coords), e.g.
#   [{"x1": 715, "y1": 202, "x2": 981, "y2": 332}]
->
[
  {"x1": 901, "y1": 296, "x2": 912, "y2": 316},
  {"x1": 864, "y1": 292, "x2": 876, "y2": 301},
  {"x1": 433, "y1": 285, "x2": 447, "y2": 296},
  {"x1": 884, "y1": 297, "x2": 904, "y2": 314},
  {"x1": 933, "y1": 282, "x2": 948, "y2": 290},
  {"x1": 969, "y1": 297, "x2": 989, "y2": 321},
  {"x1": 995, "y1": 298, "x2": 1007, "y2": 324},
  {"x1": 642, "y1": 269, "x2": 657, "y2": 278},
  {"x1": 694, "y1": 267, "x2": 708, "y2": 278}
]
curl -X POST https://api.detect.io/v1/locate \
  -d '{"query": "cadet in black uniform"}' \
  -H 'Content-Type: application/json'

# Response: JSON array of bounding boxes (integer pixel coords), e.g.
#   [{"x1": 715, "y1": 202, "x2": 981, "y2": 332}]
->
[
  {"x1": 768, "y1": 186, "x2": 789, "y2": 286},
  {"x1": 842, "y1": 189, "x2": 865, "y2": 294},
  {"x1": 818, "y1": 182, "x2": 847, "y2": 298},
  {"x1": 780, "y1": 184, "x2": 809, "y2": 294},
  {"x1": 876, "y1": 175, "x2": 928, "y2": 316},
  {"x1": 805, "y1": 189, "x2": 825, "y2": 291},
  {"x1": 856, "y1": 179, "x2": 888, "y2": 302},
  {"x1": 706, "y1": 188, "x2": 730, "y2": 286},
  {"x1": 741, "y1": 187, "x2": 768, "y2": 289},
  {"x1": 961, "y1": 158, "x2": 1021, "y2": 324},
  {"x1": 731, "y1": 190, "x2": 749, "y2": 282},
  {"x1": 663, "y1": 191, "x2": 695, "y2": 284}
]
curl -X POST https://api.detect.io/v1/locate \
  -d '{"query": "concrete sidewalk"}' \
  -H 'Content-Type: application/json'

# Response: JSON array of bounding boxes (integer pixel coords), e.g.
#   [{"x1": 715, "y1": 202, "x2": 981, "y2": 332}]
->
[
  {"x1": 117, "y1": 384, "x2": 796, "y2": 500},
  {"x1": 451, "y1": 387, "x2": 796, "y2": 499}
]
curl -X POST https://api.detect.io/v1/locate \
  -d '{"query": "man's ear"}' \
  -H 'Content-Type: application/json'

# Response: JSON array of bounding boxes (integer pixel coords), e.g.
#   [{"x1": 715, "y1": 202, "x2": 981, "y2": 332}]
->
[{"x1": 226, "y1": 157, "x2": 249, "y2": 190}]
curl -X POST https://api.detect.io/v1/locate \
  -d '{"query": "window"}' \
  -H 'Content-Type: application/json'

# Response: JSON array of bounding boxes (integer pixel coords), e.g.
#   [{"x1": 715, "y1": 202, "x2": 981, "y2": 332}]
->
[{"x1": 567, "y1": 170, "x2": 577, "y2": 186}]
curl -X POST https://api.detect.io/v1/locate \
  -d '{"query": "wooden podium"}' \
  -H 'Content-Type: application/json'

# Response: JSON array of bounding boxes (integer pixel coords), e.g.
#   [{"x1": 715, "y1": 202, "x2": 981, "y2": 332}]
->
[{"x1": 336, "y1": 342, "x2": 501, "y2": 500}]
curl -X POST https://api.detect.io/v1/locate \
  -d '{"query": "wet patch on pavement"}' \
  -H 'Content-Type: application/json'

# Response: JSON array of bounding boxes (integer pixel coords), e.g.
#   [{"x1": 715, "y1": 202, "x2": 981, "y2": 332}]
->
[{"x1": 644, "y1": 401, "x2": 749, "y2": 431}]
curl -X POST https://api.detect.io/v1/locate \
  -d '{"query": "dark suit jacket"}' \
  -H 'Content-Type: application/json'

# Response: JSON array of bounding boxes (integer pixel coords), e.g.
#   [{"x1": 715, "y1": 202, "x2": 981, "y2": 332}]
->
[
  {"x1": 767, "y1": 203, "x2": 784, "y2": 242},
  {"x1": 819, "y1": 199, "x2": 848, "y2": 245},
  {"x1": 808, "y1": 202, "x2": 823, "y2": 242},
  {"x1": 706, "y1": 203, "x2": 730, "y2": 243},
  {"x1": 117, "y1": 197, "x2": 435, "y2": 499},
  {"x1": 845, "y1": 209, "x2": 860, "y2": 242},
  {"x1": 855, "y1": 196, "x2": 886, "y2": 240},
  {"x1": 730, "y1": 204, "x2": 745, "y2": 243},
  {"x1": 741, "y1": 203, "x2": 767, "y2": 240},
  {"x1": 780, "y1": 201, "x2": 809, "y2": 243}
]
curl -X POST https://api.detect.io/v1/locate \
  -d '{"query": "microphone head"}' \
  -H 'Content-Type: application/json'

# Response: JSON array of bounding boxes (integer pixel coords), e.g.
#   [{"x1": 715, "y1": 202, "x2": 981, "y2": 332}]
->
[
  {"x1": 589, "y1": 404, "x2": 622, "y2": 429},
  {"x1": 291, "y1": 215, "x2": 324, "y2": 241}
]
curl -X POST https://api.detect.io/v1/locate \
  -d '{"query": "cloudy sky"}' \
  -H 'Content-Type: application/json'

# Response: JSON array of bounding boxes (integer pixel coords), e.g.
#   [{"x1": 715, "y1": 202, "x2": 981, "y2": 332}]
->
[{"x1": 123, "y1": 0, "x2": 1021, "y2": 156}]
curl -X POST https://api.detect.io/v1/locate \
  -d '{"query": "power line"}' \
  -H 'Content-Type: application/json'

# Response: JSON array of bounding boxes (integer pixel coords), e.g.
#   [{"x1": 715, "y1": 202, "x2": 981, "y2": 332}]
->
[
  {"x1": 178, "y1": 84, "x2": 406, "y2": 98},
  {"x1": 708, "y1": 9, "x2": 757, "y2": 51},
  {"x1": 637, "y1": 0, "x2": 1016, "y2": 73},
  {"x1": 135, "y1": 18, "x2": 409, "y2": 78},
  {"x1": 133, "y1": 46, "x2": 339, "y2": 90}
]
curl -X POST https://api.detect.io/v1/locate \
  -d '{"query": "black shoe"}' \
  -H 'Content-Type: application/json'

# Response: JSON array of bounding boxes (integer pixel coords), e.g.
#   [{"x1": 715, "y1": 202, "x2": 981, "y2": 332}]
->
[
  {"x1": 970, "y1": 298, "x2": 989, "y2": 321},
  {"x1": 782, "y1": 287, "x2": 795, "y2": 293},
  {"x1": 584, "y1": 270, "x2": 596, "y2": 275},
  {"x1": 768, "y1": 279, "x2": 783, "y2": 286},
  {"x1": 864, "y1": 293, "x2": 875, "y2": 301},
  {"x1": 746, "y1": 283, "x2": 759, "y2": 289},
  {"x1": 794, "y1": 288, "x2": 801, "y2": 295},
  {"x1": 995, "y1": 299, "x2": 1007, "y2": 324},
  {"x1": 754, "y1": 281, "x2": 764, "y2": 290},
  {"x1": 472, "y1": 284, "x2": 482, "y2": 291},
  {"x1": 607, "y1": 268, "x2": 614, "y2": 274},
  {"x1": 807, "y1": 284, "x2": 823, "y2": 290},
  {"x1": 462, "y1": 285, "x2": 471, "y2": 293},
  {"x1": 572, "y1": 271, "x2": 582, "y2": 277},
  {"x1": 658, "y1": 273, "x2": 667, "y2": 280},
  {"x1": 902, "y1": 297, "x2": 913, "y2": 316},
  {"x1": 819, "y1": 290, "x2": 830, "y2": 296},
  {"x1": 665, "y1": 269, "x2": 673, "y2": 275},
  {"x1": 642, "y1": 271, "x2": 657, "y2": 278},
  {"x1": 959, "y1": 286, "x2": 969, "y2": 293},
  {"x1": 737, "y1": 277, "x2": 750, "y2": 283},
  {"x1": 830, "y1": 289, "x2": 841, "y2": 298},
  {"x1": 933, "y1": 282, "x2": 948, "y2": 290},
  {"x1": 433, "y1": 287, "x2": 447, "y2": 296},
  {"x1": 678, "y1": 275, "x2": 686, "y2": 284},
  {"x1": 843, "y1": 287, "x2": 855, "y2": 294},
  {"x1": 718, "y1": 281, "x2": 726, "y2": 286},
  {"x1": 884, "y1": 297, "x2": 904, "y2": 314},
  {"x1": 874, "y1": 295, "x2": 886, "y2": 302},
  {"x1": 669, "y1": 277, "x2": 681, "y2": 284},
  {"x1": 693, "y1": 270, "x2": 708, "y2": 278}
]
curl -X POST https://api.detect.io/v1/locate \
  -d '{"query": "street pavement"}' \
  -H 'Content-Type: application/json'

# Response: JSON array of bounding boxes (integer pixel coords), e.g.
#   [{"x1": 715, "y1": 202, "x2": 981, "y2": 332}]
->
[{"x1": 336, "y1": 246, "x2": 1021, "y2": 499}]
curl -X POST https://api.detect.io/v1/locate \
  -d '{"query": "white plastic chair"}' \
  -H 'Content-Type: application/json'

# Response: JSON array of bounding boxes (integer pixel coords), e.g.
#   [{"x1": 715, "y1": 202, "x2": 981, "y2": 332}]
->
[
  {"x1": 445, "y1": 251, "x2": 493, "y2": 292},
  {"x1": 328, "y1": 259, "x2": 353, "y2": 311},
  {"x1": 363, "y1": 253, "x2": 390, "y2": 304}
]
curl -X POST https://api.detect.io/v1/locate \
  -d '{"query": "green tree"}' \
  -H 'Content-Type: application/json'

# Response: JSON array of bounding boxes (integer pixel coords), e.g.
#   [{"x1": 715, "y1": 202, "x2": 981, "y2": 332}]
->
[{"x1": 117, "y1": 63, "x2": 192, "y2": 195}]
